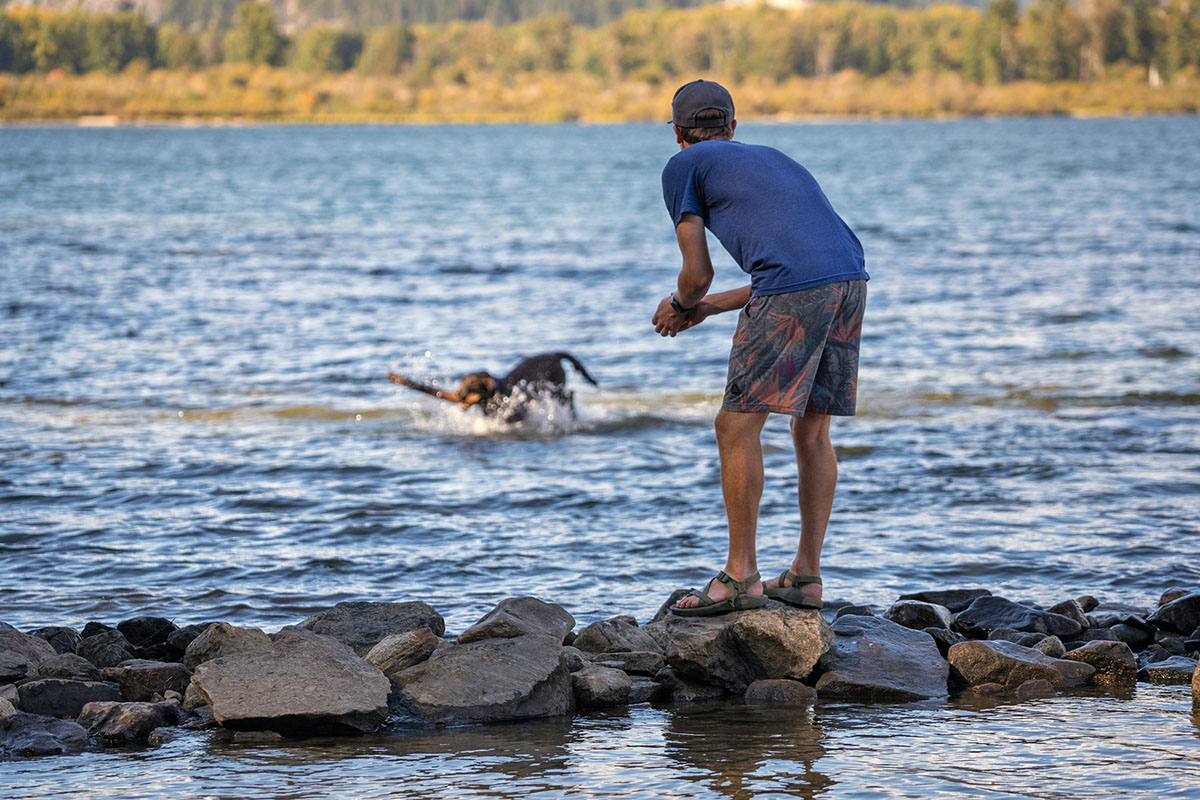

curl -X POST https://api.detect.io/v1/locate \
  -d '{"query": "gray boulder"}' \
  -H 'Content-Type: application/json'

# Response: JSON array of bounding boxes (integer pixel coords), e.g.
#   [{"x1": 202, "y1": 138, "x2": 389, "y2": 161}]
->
[
  {"x1": 1034, "y1": 636, "x2": 1066, "y2": 658},
  {"x1": 884, "y1": 601, "x2": 952, "y2": 631},
  {"x1": 573, "y1": 618, "x2": 663, "y2": 655},
  {"x1": 592, "y1": 650, "x2": 665, "y2": 676},
  {"x1": 28, "y1": 627, "x2": 81, "y2": 656},
  {"x1": 299, "y1": 601, "x2": 445, "y2": 657},
  {"x1": 365, "y1": 627, "x2": 439, "y2": 686},
  {"x1": 1159, "y1": 588, "x2": 1191, "y2": 607},
  {"x1": 947, "y1": 640, "x2": 1095, "y2": 689},
  {"x1": 17, "y1": 678, "x2": 122, "y2": 718},
  {"x1": 1147, "y1": 593, "x2": 1200, "y2": 635},
  {"x1": 629, "y1": 677, "x2": 658, "y2": 704},
  {"x1": 561, "y1": 646, "x2": 587, "y2": 672},
  {"x1": 816, "y1": 615, "x2": 949, "y2": 700},
  {"x1": 1047, "y1": 599, "x2": 1091, "y2": 631},
  {"x1": 0, "y1": 627, "x2": 57, "y2": 667},
  {"x1": 897, "y1": 588, "x2": 991, "y2": 613},
  {"x1": 457, "y1": 597, "x2": 574, "y2": 645},
  {"x1": 925, "y1": 627, "x2": 966, "y2": 659},
  {"x1": 0, "y1": 651, "x2": 37, "y2": 684},
  {"x1": 833, "y1": 605, "x2": 875, "y2": 620},
  {"x1": 1061, "y1": 641, "x2": 1136, "y2": 686},
  {"x1": 77, "y1": 700, "x2": 186, "y2": 742},
  {"x1": 1089, "y1": 602, "x2": 1152, "y2": 629},
  {"x1": 659, "y1": 602, "x2": 832, "y2": 692},
  {"x1": 190, "y1": 628, "x2": 389, "y2": 735},
  {"x1": 0, "y1": 697, "x2": 14, "y2": 718},
  {"x1": 37, "y1": 654, "x2": 101, "y2": 681},
  {"x1": 116, "y1": 617, "x2": 177, "y2": 656},
  {"x1": 118, "y1": 660, "x2": 192, "y2": 701},
  {"x1": 390, "y1": 633, "x2": 573, "y2": 724},
  {"x1": 744, "y1": 679, "x2": 816, "y2": 705},
  {"x1": 0, "y1": 712, "x2": 87, "y2": 757},
  {"x1": 77, "y1": 630, "x2": 134, "y2": 668},
  {"x1": 953, "y1": 596, "x2": 1083, "y2": 639},
  {"x1": 1013, "y1": 678, "x2": 1056, "y2": 699},
  {"x1": 183, "y1": 623, "x2": 272, "y2": 670},
  {"x1": 651, "y1": 667, "x2": 726, "y2": 703},
  {"x1": 1108, "y1": 623, "x2": 1153, "y2": 650},
  {"x1": 571, "y1": 666, "x2": 631, "y2": 709},
  {"x1": 1136, "y1": 655, "x2": 1198, "y2": 685}
]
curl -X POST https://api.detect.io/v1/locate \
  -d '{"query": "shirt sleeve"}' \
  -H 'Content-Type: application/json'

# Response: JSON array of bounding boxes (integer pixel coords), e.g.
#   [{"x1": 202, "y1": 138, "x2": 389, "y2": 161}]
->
[{"x1": 661, "y1": 152, "x2": 707, "y2": 227}]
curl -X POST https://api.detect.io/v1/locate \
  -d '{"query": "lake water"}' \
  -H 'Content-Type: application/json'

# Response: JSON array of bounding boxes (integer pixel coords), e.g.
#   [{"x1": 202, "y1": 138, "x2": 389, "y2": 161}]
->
[{"x1": 1, "y1": 118, "x2": 1199, "y2": 797}]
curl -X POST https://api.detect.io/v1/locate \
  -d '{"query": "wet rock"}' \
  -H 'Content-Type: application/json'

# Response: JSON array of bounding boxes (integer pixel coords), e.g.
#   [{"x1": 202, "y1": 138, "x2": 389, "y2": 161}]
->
[
  {"x1": 181, "y1": 705, "x2": 216, "y2": 730},
  {"x1": 816, "y1": 615, "x2": 948, "y2": 700},
  {"x1": 834, "y1": 605, "x2": 875, "y2": 620},
  {"x1": 181, "y1": 681, "x2": 207, "y2": 711},
  {"x1": 365, "y1": 629, "x2": 439, "y2": 690},
  {"x1": 116, "y1": 617, "x2": 178, "y2": 656},
  {"x1": 561, "y1": 646, "x2": 587, "y2": 672},
  {"x1": 76, "y1": 630, "x2": 134, "y2": 669},
  {"x1": 1147, "y1": 594, "x2": 1200, "y2": 634},
  {"x1": 233, "y1": 729, "x2": 284, "y2": 744},
  {"x1": 1047, "y1": 600, "x2": 1090, "y2": 631},
  {"x1": 0, "y1": 698, "x2": 14, "y2": 718},
  {"x1": 884, "y1": 601, "x2": 952, "y2": 631},
  {"x1": 182, "y1": 623, "x2": 272, "y2": 670},
  {"x1": 1158, "y1": 588, "x2": 1192, "y2": 607},
  {"x1": 0, "y1": 627, "x2": 58, "y2": 667},
  {"x1": 1108, "y1": 623, "x2": 1154, "y2": 651},
  {"x1": 651, "y1": 667, "x2": 726, "y2": 703},
  {"x1": 651, "y1": 590, "x2": 691, "y2": 624},
  {"x1": 897, "y1": 588, "x2": 991, "y2": 613},
  {"x1": 1186, "y1": 628, "x2": 1200, "y2": 655},
  {"x1": 27, "y1": 627, "x2": 81, "y2": 656},
  {"x1": 1136, "y1": 655, "x2": 1198, "y2": 685},
  {"x1": 299, "y1": 601, "x2": 445, "y2": 657},
  {"x1": 592, "y1": 651, "x2": 665, "y2": 676},
  {"x1": 37, "y1": 654, "x2": 101, "y2": 681},
  {"x1": 191, "y1": 628, "x2": 389, "y2": 735},
  {"x1": 660, "y1": 602, "x2": 832, "y2": 692},
  {"x1": 1061, "y1": 641, "x2": 1137, "y2": 686},
  {"x1": 744, "y1": 679, "x2": 816, "y2": 706},
  {"x1": 1193, "y1": 659, "x2": 1199, "y2": 707},
  {"x1": 1075, "y1": 595, "x2": 1099, "y2": 613},
  {"x1": 0, "y1": 651, "x2": 36, "y2": 684},
  {"x1": 16, "y1": 678, "x2": 123, "y2": 718},
  {"x1": 1089, "y1": 603, "x2": 1152, "y2": 629},
  {"x1": 390, "y1": 633, "x2": 572, "y2": 725},
  {"x1": 147, "y1": 727, "x2": 184, "y2": 747},
  {"x1": 947, "y1": 640, "x2": 1095, "y2": 690},
  {"x1": 629, "y1": 677, "x2": 658, "y2": 705},
  {"x1": 1013, "y1": 679, "x2": 1056, "y2": 700},
  {"x1": 118, "y1": 660, "x2": 192, "y2": 702},
  {"x1": 966, "y1": 682, "x2": 1005, "y2": 695},
  {"x1": 80, "y1": 622, "x2": 114, "y2": 638},
  {"x1": 164, "y1": 624, "x2": 212, "y2": 661},
  {"x1": 987, "y1": 629, "x2": 1046, "y2": 648},
  {"x1": 953, "y1": 597, "x2": 1083, "y2": 640},
  {"x1": 77, "y1": 700, "x2": 186, "y2": 743},
  {"x1": 1138, "y1": 644, "x2": 1172, "y2": 666},
  {"x1": 0, "y1": 684, "x2": 17, "y2": 704},
  {"x1": 1075, "y1": 627, "x2": 1120, "y2": 643},
  {"x1": 457, "y1": 597, "x2": 575, "y2": 645},
  {"x1": 0, "y1": 712, "x2": 87, "y2": 757},
  {"x1": 1034, "y1": 636, "x2": 1066, "y2": 659},
  {"x1": 924, "y1": 627, "x2": 966, "y2": 659},
  {"x1": 101, "y1": 667, "x2": 124, "y2": 683},
  {"x1": 574, "y1": 618, "x2": 663, "y2": 656},
  {"x1": 1155, "y1": 632, "x2": 1187, "y2": 655},
  {"x1": 640, "y1": 620, "x2": 670, "y2": 652},
  {"x1": 571, "y1": 666, "x2": 631, "y2": 709}
]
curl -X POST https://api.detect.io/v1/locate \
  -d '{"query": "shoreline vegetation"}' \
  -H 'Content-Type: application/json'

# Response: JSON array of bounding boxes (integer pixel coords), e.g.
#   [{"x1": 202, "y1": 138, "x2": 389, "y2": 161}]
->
[{"x1": 1, "y1": 1, "x2": 1198, "y2": 123}]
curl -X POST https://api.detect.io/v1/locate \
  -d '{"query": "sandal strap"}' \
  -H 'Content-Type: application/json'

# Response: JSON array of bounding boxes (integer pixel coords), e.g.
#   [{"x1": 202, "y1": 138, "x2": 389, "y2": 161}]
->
[
  {"x1": 779, "y1": 571, "x2": 822, "y2": 588},
  {"x1": 715, "y1": 570, "x2": 761, "y2": 596}
]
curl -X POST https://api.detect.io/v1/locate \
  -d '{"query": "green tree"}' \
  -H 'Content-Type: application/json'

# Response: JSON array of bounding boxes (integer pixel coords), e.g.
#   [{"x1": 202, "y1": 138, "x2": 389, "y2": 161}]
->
[
  {"x1": 157, "y1": 24, "x2": 204, "y2": 70},
  {"x1": 358, "y1": 24, "x2": 415, "y2": 74},
  {"x1": 84, "y1": 12, "x2": 155, "y2": 73},
  {"x1": 293, "y1": 27, "x2": 364, "y2": 72},
  {"x1": 33, "y1": 11, "x2": 87, "y2": 72},
  {"x1": 223, "y1": 1, "x2": 284, "y2": 65},
  {"x1": 1022, "y1": 0, "x2": 1080, "y2": 79}
]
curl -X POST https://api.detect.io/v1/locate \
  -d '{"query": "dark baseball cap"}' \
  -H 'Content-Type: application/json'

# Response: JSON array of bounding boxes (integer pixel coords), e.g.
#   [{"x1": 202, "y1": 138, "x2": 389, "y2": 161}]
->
[{"x1": 671, "y1": 79, "x2": 735, "y2": 128}]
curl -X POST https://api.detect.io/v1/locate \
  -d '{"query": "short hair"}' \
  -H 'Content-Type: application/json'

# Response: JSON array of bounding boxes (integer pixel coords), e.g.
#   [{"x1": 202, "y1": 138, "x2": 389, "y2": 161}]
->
[{"x1": 677, "y1": 109, "x2": 734, "y2": 145}]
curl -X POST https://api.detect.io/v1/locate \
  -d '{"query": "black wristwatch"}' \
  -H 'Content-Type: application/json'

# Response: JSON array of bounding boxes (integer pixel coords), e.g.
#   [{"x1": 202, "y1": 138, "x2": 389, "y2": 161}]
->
[{"x1": 670, "y1": 294, "x2": 692, "y2": 314}]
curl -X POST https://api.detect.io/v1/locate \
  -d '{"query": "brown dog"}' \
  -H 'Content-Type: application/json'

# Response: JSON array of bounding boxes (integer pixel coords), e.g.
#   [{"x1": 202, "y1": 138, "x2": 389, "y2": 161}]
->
[{"x1": 388, "y1": 352, "x2": 597, "y2": 423}]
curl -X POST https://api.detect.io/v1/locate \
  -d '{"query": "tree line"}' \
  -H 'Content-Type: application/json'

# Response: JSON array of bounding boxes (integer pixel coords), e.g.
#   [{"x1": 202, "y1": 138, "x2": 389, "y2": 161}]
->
[{"x1": 1, "y1": 0, "x2": 1196, "y2": 84}]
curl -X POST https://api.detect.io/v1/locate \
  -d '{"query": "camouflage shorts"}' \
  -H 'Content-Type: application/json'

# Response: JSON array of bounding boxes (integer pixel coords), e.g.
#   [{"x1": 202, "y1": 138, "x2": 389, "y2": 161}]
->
[{"x1": 722, "y1": 279, "x2": 866, "y2": 417}]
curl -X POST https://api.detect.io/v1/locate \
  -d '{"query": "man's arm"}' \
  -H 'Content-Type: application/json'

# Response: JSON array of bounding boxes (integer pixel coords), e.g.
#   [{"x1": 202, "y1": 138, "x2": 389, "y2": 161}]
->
[{"x1": 653, "y1": 213, "x2": 715, "y2": 337}]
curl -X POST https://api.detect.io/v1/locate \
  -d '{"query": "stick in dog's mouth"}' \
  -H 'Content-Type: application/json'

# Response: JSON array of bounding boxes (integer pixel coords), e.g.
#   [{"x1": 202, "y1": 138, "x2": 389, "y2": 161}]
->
[{"x1": 386, "y1": 372, "x2": 463, "y2": 403}]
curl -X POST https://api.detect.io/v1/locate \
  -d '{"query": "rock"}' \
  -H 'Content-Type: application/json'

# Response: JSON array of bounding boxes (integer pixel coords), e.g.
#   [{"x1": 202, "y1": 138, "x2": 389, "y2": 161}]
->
[
  {"x1": 27, "y1": 627, "x2": 81, "y2": 656},
  {"x1": 365, "y1": 628, "x2": 439, "y2": 685},
  {"x1": 0, "y1": 712, "x2": 87, "y2": 756},
  {"x1": 1034, "y1": 636, "x2": 1066, "y2": 658},
  {"x1": 1075, "y1": 627, "x2": 1120, "y2": 643},
  {"x1": 924, "y1": 627, "x2": 966, "y2": 659},
  {"x1": 16, "y1": 678, "x2": 123, "y2": 718},
  {"x1": 1147, "y1": 594, "x2": 1200, "y2": 634},
  {"x1": 640, "y1": 620, "x2": 670, "y2": 652},
  {"x1": 182, "y1": 623, "x2": 272, "y2": 670},
  {"x1": 629, "y1": 677, "x2": 658, "y2": 704},
  {"x1": 76, "y1": 630, "x2": 134, "y2": 668},
  {"x1": 593, "y1": 651, "x2": 665, "y2": 676},
  {"x1": 80, "y1": 622, "x2": 114, "y2": 638},
  {"x1": 457, "y1": 597, "x2": 575, "y2": 645},
  {"x1": 1159, "y1": 588, "x2": 1192, "y2": 607},
  {"x1": 147, "y1": 727, "x2": 184, "y2": 747},
  {"x1": 660, "y1": 602, "x2": 832, "y2": 692},
  {"x1": 1186, "y1": 628, "x2": 1200, "y2": 655},
  {"x1": 1138, "y1": 644, "x2": 1172, "y2": 665},
  {"x1": 163, "y1": 690, "x2": 183, "y2": 704},
  {"x1": 0, "y1": 698, "x2": 14, "y2": 718},
  {"x1": 1089, "y1": 603, "x2": 1152, "y2": 629},
  {"x1": 1108, "y1": 624, "x2": 1154, "y2": 651},
  {"x1": 37, "y1": 654, "x2": 101, "y2": 681},
  {"x1": 1047, "y1": 600, "x2": 1090, "y2": 631},
  {"x1": 1193, "y1": 659, "x2": 1199, "y2": 707},
  {"x1": 1136, "y1": 655, "x2": 1199, "y2": 685},
  {"x1": 0, "y1": 651, "x2": 36, "y2": 684},
  {"x1": 191, "y1": 628, "x2": 389, "y2": 735},
  {"x1": 651, "y1": 667, "x2": 726, "y2": 702},
  {"x1": 0, "y1": 684, "x2": 17, "y2": 704},
  {"x1": 101, "y1": 667, "x2": 124, "y2": 682},
  {"x1": 987, "y1": 629, "x2": 1046, "y2": 648},
  {"x1": 947, "y1": 640, "x2": 1095, "y2": 690},
  {"x1": 1013, "y1": 679, "x2": 1056, "y2": 699},
  {"x1": 834, "y1": 605, "x2": 875, "y2": 620},
  {"x1": 233, "y1": 729, "x2": 285, "y2": 744},
  {"x1": 561, "y1": 646, "x2": 587, "y2": 672},
  {"x1": 897, "y1": 588, "x2": 992, "y2": 613},
  {"x1": 77, "y1": 700, "x2": 185, "y2": 742},
  {"x1": 1061, "y1": 641, "x2": 1137, "y2": 686},
  {"x1": 816, "y1": 615, "x2": 948, "y2": 700},
  {"x1": 390, "y1": 633, "x2": 573, "y2": 725},
  {"x1": 571, "y1": 666, "x2": 631, "y2": 709},
  {"x1": 966, "y1": 682, "x2": 1005, "y2": 695},
  {"x1": 1075, "y1": 595, "x2": 1099, "y2": 612},
  {"x1": 116, "y1": 617, "x2": 178, "y2": 655},
  {"x1": 744, "y1": 679, "x2": 816, "y2": 705},
  {"x1": 181, "y1": 706, "x2": 216, "y2": 730},
  {"x1": 298, "y1": 601, "x2": 445, "y2": 657},
  {"x1": 1155, "y1": 632, "x2": 1187, "y2": 655},
  {"x1": 651, "y1": 590, "x2": 691, "y2": 624},
  {"x1": 162, "y1": 624, "x2": 212, "y2": 661},
  {"x1": 573, "y1": 618, "x2": 663, "y2": 655},
  {"x1": 884, "y1": 601, "x2": 952, "y2": 630},
  {"x1": 953, "y1": 596, "x2": 1083, "y2": 640},
  {"x1": 118, "y1": 660, "x2": 192, "y2": 701},
  {"x1": 0, "y1": 627, "x2": 58, "y2": 667}
]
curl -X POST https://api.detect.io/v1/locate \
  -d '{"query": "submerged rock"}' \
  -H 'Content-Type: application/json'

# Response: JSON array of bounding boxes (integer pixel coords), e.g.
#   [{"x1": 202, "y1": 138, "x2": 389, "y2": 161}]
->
[
  {"x1": 1147, "y1": 593, "x2": 1200, "y2": 635},
  {"x1": 884, "y1": 601, "x2": 953, "y2": 631},
  {"x1": 16, "y1": 678, "x2": 122, "y2": 718},
  {"x1": 299, "y1": 601, "x2": 445, "y2": 657},
  {"x1": 744, "y1": 679, "x2": 816, "y2": 706},
  {"x1": 571, "y1": 665, "x2": 631, "y2": 709},
  {"x1": 183, "y1": 623, "x2": 272, "y2": 670},
  {"x1": 457, "y1": 597, "x2": 574, "y2": 644},
  {"x1": 0, "y1": 712, "x2": 87, "y2": 757},
  {"x1": 816, "y1": 615, "x2": 949, "y2": 700},
  {"x1": 652, "y1": 667, "x2": 725, "y2": 703},
  {"x1": 896, "y1": 588, "x2": 991, "y2": 613},
  {"x1": 1013, "y1": 679, "x2": 1056, "y2": 700},
  {"x1": 77, "y1": 700, "x2": 185, "y2": 743},
  {"x1": 366, "y1": 627, "x2": 440, "y2": 685},
  {"x1": 191, "y1": 628, "x2": 389, "y2": 736},
  {"x1": 1136, "y1": 655, "x2": 1199, "y2": 685},
  {"x1": 947, "y1": 640, "x2": 1095, "y2": 690},
  {"x1": 1061, "y1": 641, "x2": 1136, "y2": 687},
  {"x1": 953, "y1": 597, "x2": 1083, "y2": 640},
  {"x1": 390, "y1": 633, "x2": 573, "y2": 724}
]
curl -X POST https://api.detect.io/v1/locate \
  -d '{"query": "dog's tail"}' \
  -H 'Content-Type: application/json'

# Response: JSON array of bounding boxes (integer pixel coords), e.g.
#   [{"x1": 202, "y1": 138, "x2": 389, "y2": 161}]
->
[{"x1": 554, "y1": 353, "x2": 598, "y2": 386}]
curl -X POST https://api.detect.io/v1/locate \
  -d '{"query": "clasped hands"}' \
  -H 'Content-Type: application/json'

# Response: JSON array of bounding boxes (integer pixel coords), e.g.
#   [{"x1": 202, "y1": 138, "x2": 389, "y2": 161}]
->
[{"x1": 653, "y1": 295, "x2": 710, "y2": 337}]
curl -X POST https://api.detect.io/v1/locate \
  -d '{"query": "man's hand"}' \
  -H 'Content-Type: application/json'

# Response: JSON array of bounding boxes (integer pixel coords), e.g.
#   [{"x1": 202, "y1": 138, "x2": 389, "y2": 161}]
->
[{"x1": 652, "y1": 295, "x2": 690, "y2": 337}]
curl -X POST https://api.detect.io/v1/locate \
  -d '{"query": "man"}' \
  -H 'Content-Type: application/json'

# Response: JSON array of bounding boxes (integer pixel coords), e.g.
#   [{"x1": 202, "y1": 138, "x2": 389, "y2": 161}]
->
[{"x1": 653, "y1": 79, "x2": 868, "y2": 617}]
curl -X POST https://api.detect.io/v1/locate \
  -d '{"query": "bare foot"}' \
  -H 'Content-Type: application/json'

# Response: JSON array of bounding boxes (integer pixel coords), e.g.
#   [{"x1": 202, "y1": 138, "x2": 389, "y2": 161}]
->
[{"x1": 674, "y1": 571, "x2": 764, "y2": 610}]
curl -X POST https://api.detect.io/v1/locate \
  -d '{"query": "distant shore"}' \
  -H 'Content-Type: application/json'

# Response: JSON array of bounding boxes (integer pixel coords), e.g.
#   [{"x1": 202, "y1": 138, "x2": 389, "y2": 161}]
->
[{"x1": 2, "y1": 65, "x2": 1196, "y2": 124}]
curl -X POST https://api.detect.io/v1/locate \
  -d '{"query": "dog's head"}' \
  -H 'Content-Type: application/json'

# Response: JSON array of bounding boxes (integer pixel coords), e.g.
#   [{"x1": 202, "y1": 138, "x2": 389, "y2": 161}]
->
[{"x1": 456, "y1": 371, "x2": 498, "y2": 409}]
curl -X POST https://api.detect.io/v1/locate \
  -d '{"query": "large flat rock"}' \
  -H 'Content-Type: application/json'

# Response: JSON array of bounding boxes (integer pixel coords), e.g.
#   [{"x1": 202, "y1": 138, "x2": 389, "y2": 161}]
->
[
  {"x1": 299, "y1": 601, "x2": 445, "y2": 657},
  {"x1": 191, "y1": 628, "x2": 389, "y2": 736},
  {"x1": 391, "y1": 633, "x2": 573, "y2": 724},
  {"x1": 948, "y1": 640, "x2": 1095, "y2": 689},
  {"x1": 659, "y1": 601, "x2": 833, "y2": 692},
  {"x1": 816, "y1": 615, "x2": 949, "y2": 700},
  {"x1": 183, "y1": 623, "x2": 272, "y2": 670},
  {"x1": 953, "y1": 596, "x2": 1083, "y2": 639}
]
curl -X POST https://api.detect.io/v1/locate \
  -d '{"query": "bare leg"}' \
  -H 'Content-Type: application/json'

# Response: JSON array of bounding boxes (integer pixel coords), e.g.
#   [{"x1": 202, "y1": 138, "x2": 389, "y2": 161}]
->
[
  {"x1": 765, "y1": 412, "x2": 836, "y2": 602},
  {"x1": 674, "y1": 409, "x2": 769, "y2": 608}
]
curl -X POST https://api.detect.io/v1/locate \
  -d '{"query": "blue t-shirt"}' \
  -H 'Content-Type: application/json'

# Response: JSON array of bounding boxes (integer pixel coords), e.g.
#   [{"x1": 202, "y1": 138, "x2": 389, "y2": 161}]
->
[{"x1": 662, "y1": 140, "x2": 868, "y2": 297}]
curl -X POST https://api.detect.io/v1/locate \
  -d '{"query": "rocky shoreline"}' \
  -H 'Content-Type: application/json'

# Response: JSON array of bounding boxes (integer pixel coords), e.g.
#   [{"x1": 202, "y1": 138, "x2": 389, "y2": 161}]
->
[{"x1": 3, "y1": 588, "x2": 1199, "y2": 758}]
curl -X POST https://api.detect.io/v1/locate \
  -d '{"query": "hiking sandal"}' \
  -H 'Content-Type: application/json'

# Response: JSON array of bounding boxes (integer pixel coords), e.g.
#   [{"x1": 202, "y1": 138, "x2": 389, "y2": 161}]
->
[
  {"x1": 670, "y1": 570, "x2": 768, "y2": 617},
  {"x1": 764, "y1": 571, "x2": 823, "y2": 610}
]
